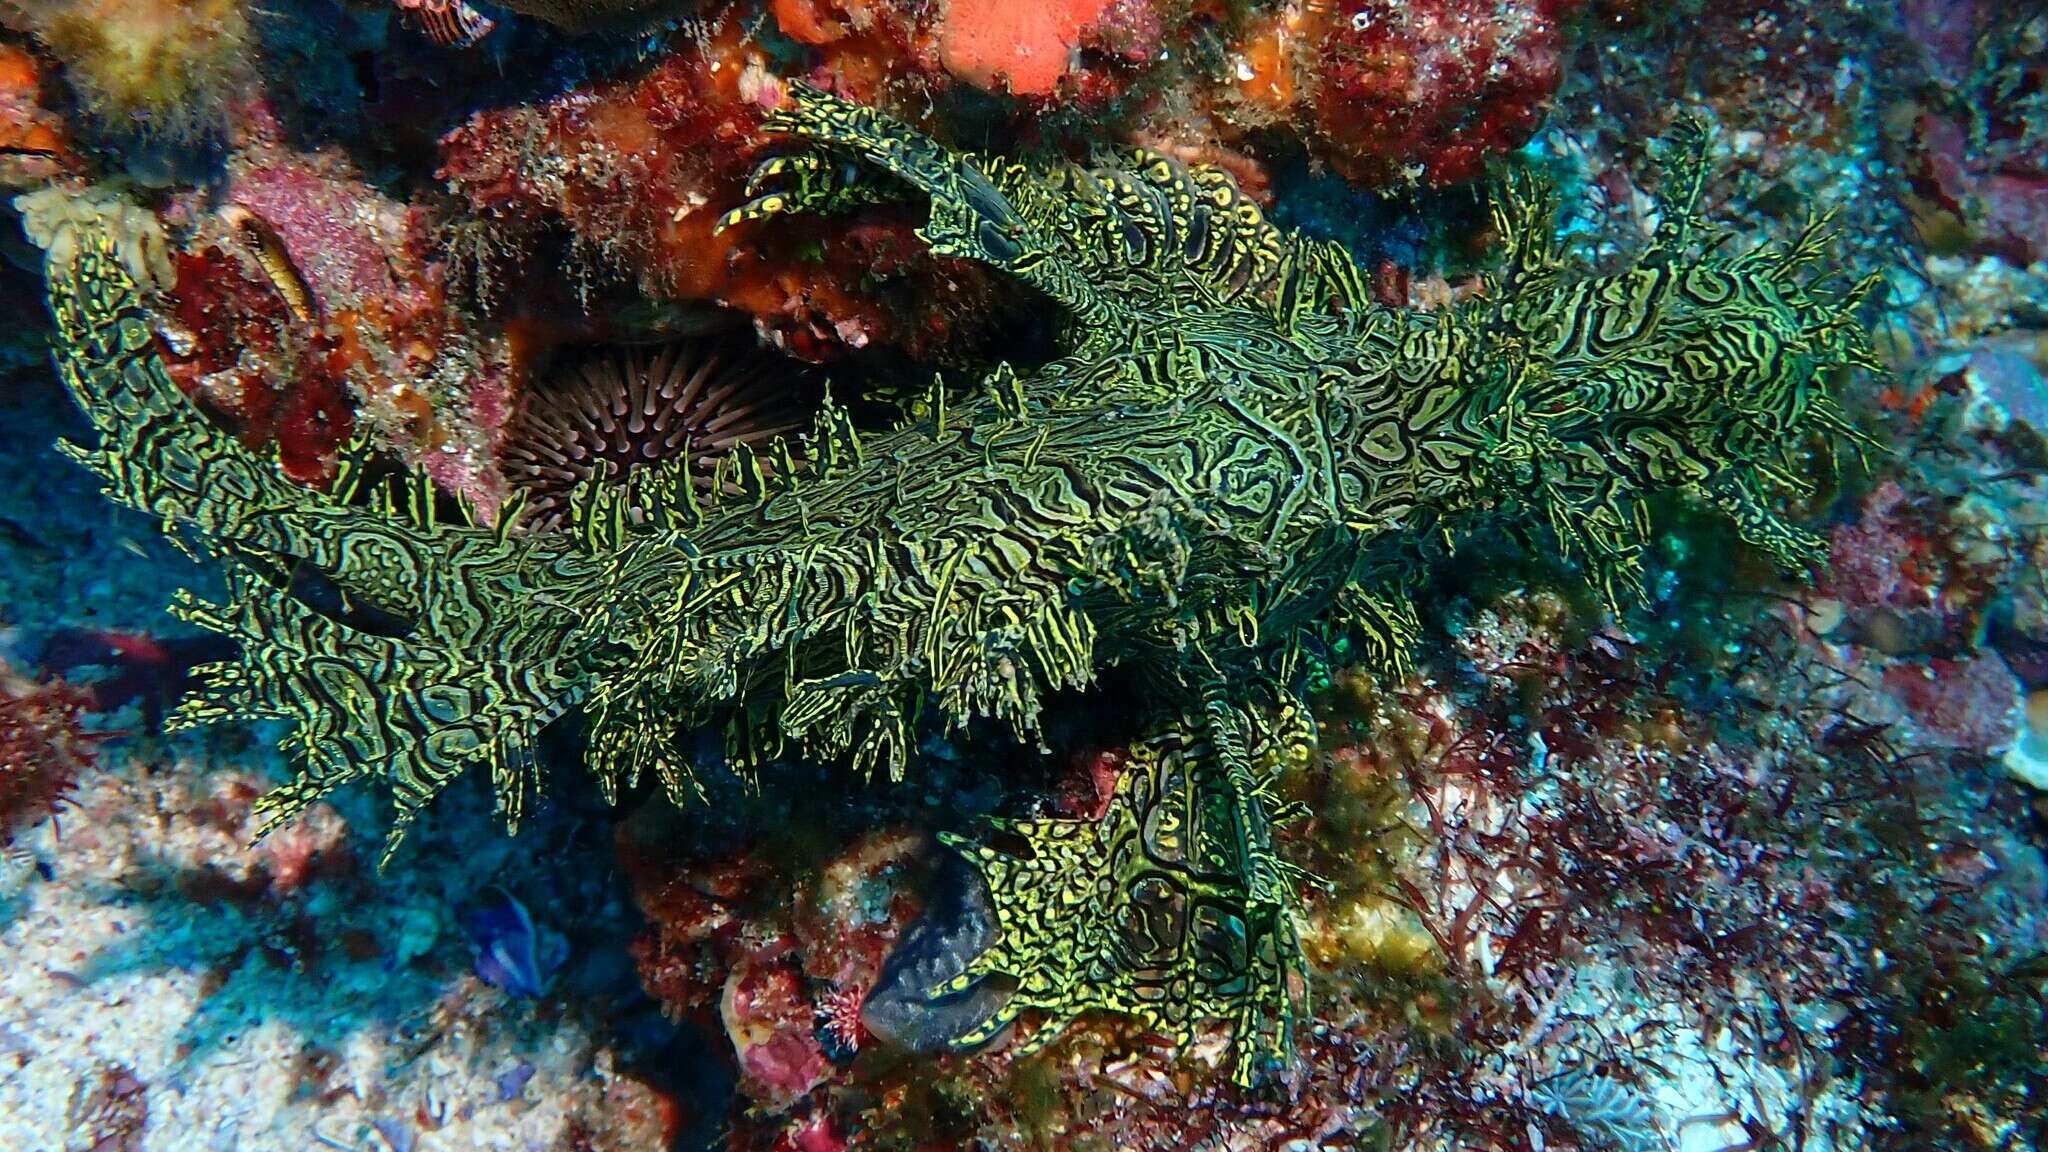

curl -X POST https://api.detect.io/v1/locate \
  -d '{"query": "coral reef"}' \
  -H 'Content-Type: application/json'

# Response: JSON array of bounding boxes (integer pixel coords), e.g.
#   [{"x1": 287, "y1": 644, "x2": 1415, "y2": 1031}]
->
[
  {"x1": 435, "y1": 22, "x2": 1009, "y2": 363},
  {"x1": 608, "y1": 559, "x2": 2045, "y2": 1150},
  {"x1": 1297, "y1": 0, "x2": 1571, "y2": 185},
  {"x1": 10, "y1": 129, "x2": 513, "y2": 503},
  {"x1": 1897, "y1": 4, "x2": 2048, "y2": 265},
  {"x1": 936, "y1": 0, "x2": 1148, "y2": 99},
  {"x1": 0, "y1": 42, "x2": 72, "y2": 187},
  {"x1": 0, "y1": 722, "x2": 688, "y2": 1149},
  {"x1": 209, "y1": 119, "x2": 515, "y2": 503}
]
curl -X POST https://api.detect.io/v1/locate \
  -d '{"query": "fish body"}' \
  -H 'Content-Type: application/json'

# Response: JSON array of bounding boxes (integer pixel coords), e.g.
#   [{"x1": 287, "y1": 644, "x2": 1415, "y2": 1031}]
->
[{"x1": 40, "y1": 90, "x2": 1877, "y2": 1075}]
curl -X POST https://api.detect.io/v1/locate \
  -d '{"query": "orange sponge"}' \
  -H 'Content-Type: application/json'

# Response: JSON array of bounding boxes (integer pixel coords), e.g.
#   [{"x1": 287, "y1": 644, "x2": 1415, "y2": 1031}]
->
[{"x1": 937, "y1": 0, "x2": 1114, "y2": 96}]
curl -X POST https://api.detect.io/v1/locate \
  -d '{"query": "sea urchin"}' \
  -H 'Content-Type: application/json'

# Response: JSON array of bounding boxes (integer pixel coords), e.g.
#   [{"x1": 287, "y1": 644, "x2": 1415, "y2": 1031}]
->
[{"x1": 501, "y1": 337, "x2": 818, "y2": 531}]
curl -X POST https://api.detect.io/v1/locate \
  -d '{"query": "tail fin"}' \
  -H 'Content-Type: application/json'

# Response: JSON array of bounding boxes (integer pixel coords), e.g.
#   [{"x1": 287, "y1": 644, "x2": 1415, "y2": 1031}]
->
[
  {"x1": 934, "y1": 717, "x2": 1307, "y2": 1085},
  {"x1": 42, "y1": 212, "x2": 584, "y2": 863}
]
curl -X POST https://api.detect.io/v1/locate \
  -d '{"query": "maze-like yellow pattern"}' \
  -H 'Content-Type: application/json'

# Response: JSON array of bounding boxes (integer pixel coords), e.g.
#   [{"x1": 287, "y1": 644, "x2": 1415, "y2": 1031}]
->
[{"x1": 45, "y1": 86, "x2": 1879, "y2": 1080}]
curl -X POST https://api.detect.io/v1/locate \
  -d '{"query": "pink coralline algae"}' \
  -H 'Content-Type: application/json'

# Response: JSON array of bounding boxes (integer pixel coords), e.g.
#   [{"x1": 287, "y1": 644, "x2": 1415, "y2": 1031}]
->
[
  {"x1": 161, "y1": 774, "x2": 355, "y2": 900},
  {"x1": 725, "y1": 944, "x2": 835, "y2": 1106},
  {"x1": 1881, "y1": 654, "x2": 2024, "y2": 754},
  {"x1": 1826, "y1": 480, "x2": 1938, "y2": 612},
  {"x1": 221, "y1": 119, "x2": 515, "y2": 509},
  {"x1": 1910, "y1": 111, "x2": 2048, "y2": 266},
  {"x1": 94, "y1": 104, "x2": 521, "y2": 504},
  {"x1": 1822, "y1": 479, "x2": 2014, "y2": 655},
  {"x1": 1898, "y1": 3, "x2": 2048, "y2": 263},
  {"x1": 1309, "y1": 0, "x2": 1570, "y2": 185},
  {"x1": 228, "y1": 154, "x2": 437, "y2": 324}
]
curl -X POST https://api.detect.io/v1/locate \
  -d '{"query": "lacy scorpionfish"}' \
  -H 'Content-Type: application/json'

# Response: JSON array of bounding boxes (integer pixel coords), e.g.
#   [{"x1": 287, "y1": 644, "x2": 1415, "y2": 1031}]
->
[{"x1": 41, "y1": 87, "x2": 1877, "y2": 1079}]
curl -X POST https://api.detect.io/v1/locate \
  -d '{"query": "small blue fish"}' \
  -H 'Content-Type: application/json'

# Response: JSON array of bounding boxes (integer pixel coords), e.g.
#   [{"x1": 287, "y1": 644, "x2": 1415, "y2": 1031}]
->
[
  {"x1": 494, "y1": 1062, "x2": 536, "y2": 1103},
  {"x1": 371, "y1": 1118, "x2": 417, "y2": 1152},
  {"x1": 462, "y1": 889, "x2": 568, "y2": 998}
]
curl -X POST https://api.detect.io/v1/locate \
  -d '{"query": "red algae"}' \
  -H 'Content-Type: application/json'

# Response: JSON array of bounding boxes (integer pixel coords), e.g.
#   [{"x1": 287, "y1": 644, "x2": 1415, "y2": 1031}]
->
[
  {"x1": 435, "y1": 20, "x2": 778, "y2": 300},
  {"x1": 224, "y1": 116, "x2": 513, "y2": 508},
  {"x1": 1881, "y1": 653, "x2": 2024, "y2": 753},
  {"x1": 0, "y1": 670, "x2": 97, "y2": 849},
  {"x1": 156, "y1": 242, "x2": 354, "y2": 485},
  {"x1": 1308, "y1": 0, "x2": 1568, "y2": 185}
]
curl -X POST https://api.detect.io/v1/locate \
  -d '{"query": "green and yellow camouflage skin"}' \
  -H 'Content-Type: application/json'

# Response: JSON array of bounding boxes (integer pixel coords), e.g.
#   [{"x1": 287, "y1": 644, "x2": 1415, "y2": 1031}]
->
[{"x1": 40, "y1": 88, "x2": 1878, "y2": 1080}]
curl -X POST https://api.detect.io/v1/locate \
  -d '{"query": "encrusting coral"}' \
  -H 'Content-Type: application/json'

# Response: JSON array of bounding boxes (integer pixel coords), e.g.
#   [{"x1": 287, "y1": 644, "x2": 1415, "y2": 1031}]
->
[
  {"x1": 1224, "y1": 0, "x2": 1573, "y2": 185},
  {"x1": 37, "y1": 84, "x2": 1878, "y2": 1082}
]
